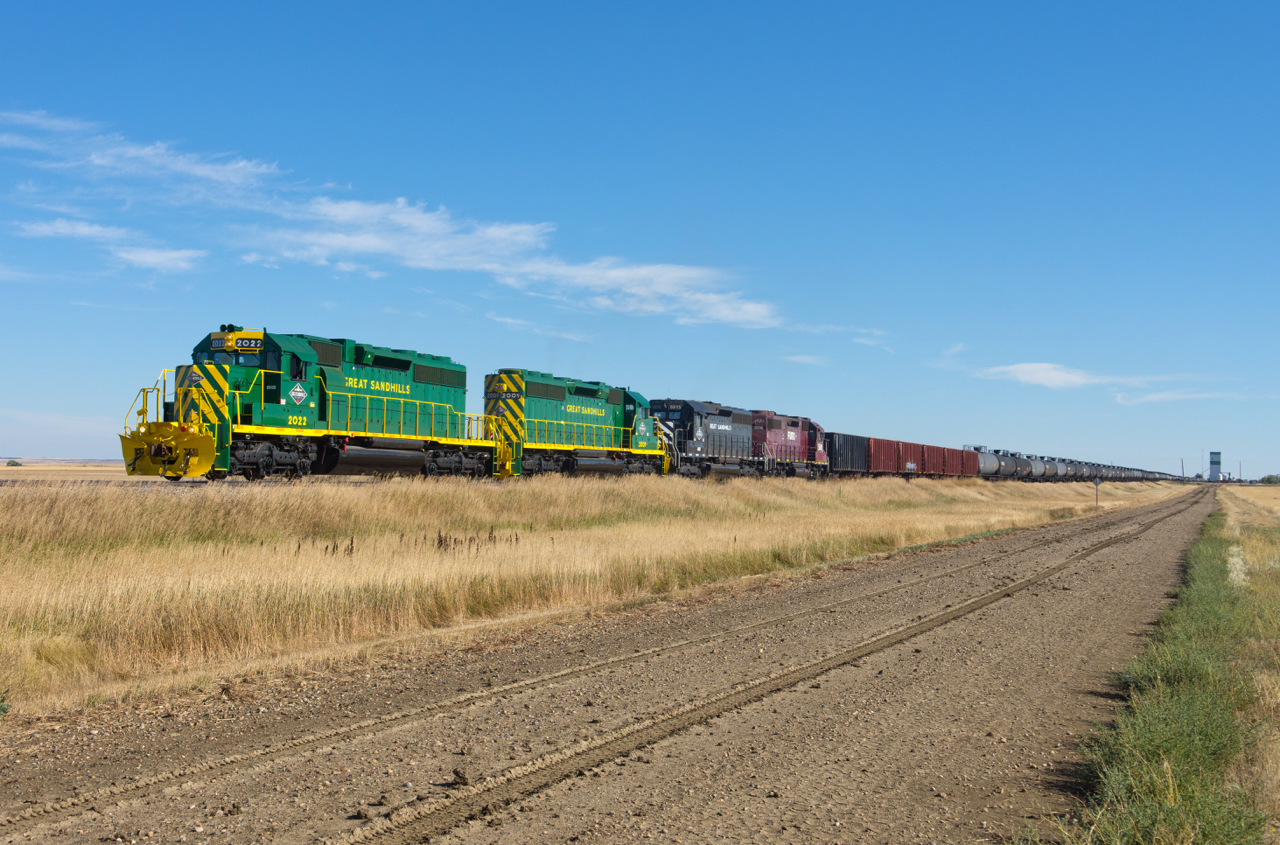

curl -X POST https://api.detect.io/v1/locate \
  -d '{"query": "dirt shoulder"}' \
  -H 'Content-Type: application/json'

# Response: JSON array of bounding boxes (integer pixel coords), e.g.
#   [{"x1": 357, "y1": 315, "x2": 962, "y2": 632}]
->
[{"x1": 0, "y1": 487, "x2": 1211, "y2": 844}]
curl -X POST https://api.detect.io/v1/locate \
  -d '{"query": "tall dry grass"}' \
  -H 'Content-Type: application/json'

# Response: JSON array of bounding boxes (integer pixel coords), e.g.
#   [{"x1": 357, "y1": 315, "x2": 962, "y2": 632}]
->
[{"x1": 0, "y1": 476, "x2": 1183, "y2": 708}]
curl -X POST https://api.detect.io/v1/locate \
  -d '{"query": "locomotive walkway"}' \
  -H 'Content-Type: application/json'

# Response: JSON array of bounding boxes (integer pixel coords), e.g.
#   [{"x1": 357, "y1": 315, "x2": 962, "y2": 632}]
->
[{"x1": 1, "y1": 486, "x2": 1211, "y2": 844}]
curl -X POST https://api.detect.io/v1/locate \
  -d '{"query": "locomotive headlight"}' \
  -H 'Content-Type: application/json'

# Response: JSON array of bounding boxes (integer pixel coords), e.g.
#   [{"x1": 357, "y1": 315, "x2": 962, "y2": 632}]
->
[{"x1": 138, "y1": 425, "x2": 147, "y2": 433}]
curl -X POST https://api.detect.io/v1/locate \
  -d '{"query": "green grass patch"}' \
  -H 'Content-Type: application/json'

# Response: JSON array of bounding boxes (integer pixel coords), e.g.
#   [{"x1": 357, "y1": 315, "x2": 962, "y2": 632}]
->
[{"x1": 1047, "y1": 511, "x2": 1268, "y2": 844}]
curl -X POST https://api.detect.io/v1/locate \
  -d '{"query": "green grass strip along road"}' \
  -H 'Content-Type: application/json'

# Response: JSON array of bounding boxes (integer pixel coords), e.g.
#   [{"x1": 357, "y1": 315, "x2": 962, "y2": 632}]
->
[{"x1": 1051, "y1": 509, "x2": 1270, "y2": 844}]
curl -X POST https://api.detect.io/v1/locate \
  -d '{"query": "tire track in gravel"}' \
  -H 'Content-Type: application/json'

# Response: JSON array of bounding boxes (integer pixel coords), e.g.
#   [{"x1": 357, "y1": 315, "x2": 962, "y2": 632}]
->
[
  {"x1": 0, "y1": 488, "x2": 1200, "y2": 835},
  {"x1": 323, "y1": 487, "x2": 1210, "y2": 845}
]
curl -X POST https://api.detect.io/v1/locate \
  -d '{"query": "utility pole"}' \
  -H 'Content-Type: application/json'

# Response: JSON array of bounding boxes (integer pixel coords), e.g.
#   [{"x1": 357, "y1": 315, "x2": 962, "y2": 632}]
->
[{"x1": 1181, "y1": 458, "x2": 1185, "y2": 479}]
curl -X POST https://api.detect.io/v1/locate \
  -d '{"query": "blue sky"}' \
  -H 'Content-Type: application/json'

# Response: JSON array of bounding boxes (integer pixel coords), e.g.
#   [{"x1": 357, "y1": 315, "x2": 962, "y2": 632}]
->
[{"x1": 1, "y1": 3, "x2": 1276, "y2": 476}]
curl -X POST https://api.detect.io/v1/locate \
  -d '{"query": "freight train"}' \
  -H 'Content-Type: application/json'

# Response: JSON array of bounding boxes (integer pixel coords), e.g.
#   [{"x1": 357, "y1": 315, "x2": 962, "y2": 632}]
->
[{"x1": 120, "y1": 325, "x2": 1177, "y2": 483}]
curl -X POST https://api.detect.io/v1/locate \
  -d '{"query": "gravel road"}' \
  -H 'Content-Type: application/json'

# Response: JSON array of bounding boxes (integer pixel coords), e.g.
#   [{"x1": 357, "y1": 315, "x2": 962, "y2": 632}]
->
[{"x1": 0, "y1": 486, "x2": 1213, "y2": 845}]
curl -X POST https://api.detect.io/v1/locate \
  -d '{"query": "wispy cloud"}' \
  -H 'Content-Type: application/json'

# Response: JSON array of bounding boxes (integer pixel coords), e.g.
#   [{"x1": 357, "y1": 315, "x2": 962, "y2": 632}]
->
[
  {"x1": 19, "y1": 217, "x2": 131, "y2": 240},
  {"x1": 1113, "y1": 389, "x2": 1243, "y2": 405},
  {"x1": 943, "y1": 343, "x2": 967, "y2": 356},
  {"x1": 71, "y1": 300, "x2": 167, "y2": 312},
  {"x1": 782, "y1": 354, "x2": 825, "y2": 365},
  {"x1": 3, "y1": 110, "x2": 779, "y2": 328},
  {"x1": 975, "y1": 362, "x2": 1168, "y2": 389},
  {"x1": 0, "y1": 263, "x2": 36, "y2": 282},
  {"x1": 112, "y1": 247, "x2": 207, "y2": 272},
  {"x1": 18, "y1": 215, "x2": 205, "y2": 271},
  {"x1": 484, "y1": 311, "x2": 593, "y2": 342},
  {"x1": 0, "y1": 111, "x2": 99, "y2": 133},
  {"x1": 978, "y1": 363, "x2": 1106, "y2": 389},
  {"x1": 851, "y1": 330, "x2": 894, "y2": 353}
]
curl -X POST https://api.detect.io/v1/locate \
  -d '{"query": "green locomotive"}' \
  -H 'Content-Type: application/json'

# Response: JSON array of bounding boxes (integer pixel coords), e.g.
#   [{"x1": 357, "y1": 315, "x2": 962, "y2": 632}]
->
[
  {"x1": 122, "y1": 325, "x2": 668, "y2": 479},
  {"x1": 484, "y1": 369, "x2": 664, "y2": 475}
]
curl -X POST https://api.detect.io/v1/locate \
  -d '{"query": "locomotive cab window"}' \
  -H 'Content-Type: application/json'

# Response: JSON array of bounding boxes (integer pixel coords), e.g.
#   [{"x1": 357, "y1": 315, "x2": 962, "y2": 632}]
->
[
  {"x1": 237, "y1": 353, "x2": 260, "y2": 367},
  {"x1": 290, "y1": 355, "x2": 308, "y2": 380}
]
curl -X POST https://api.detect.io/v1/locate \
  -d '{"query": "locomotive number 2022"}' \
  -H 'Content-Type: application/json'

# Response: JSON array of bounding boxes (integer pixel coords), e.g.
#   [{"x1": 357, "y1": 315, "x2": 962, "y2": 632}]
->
[{"x1": 287, "y1": 415, "x2": 308, "y2": 426}]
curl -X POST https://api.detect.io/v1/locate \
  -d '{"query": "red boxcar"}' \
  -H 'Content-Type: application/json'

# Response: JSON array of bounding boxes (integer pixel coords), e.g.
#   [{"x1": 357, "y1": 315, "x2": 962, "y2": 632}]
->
[
  {"x1": 961, "y1": 450, "x2": 979, "y2": 477},
  {"x1": 936, "y1": 448, "x2": 957, "y2": 476},
  {"x1": 867, "y1": 438, "x2": 899, "y2": 474},
  {"x1": 898, "y1": 441, "x2": 924, "y2": 474},
  {"x1": 923, "y1": 445, "x2": 947, "y2": 475}
]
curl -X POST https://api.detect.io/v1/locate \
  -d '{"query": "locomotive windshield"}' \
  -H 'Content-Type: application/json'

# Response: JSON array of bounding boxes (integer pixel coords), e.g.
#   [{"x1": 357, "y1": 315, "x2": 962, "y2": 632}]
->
[{"x1": 195, "y1": 351, "x2": 262, "y2": 367}]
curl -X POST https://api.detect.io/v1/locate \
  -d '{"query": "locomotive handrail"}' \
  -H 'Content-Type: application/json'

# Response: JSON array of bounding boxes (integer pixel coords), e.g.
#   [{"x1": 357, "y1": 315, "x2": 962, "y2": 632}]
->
[
  {"x1": 225, "y1": 368, "x2": 275, "y2": 413},
  {"x1": 123, "y1": 369, "x2": 176, "y2": 432},
  {"x1": 523, "y1": 418, "x2": 658, "y2": 451},
  {"x1": 322, "y1": 389, "x2": 497, "y2": 444}
]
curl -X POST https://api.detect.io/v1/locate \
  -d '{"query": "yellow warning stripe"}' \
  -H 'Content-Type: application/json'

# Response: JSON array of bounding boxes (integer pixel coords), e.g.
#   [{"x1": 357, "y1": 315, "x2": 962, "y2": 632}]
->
[{"x1": 234, "y1": 425, "x2": 497, "y2": 449}]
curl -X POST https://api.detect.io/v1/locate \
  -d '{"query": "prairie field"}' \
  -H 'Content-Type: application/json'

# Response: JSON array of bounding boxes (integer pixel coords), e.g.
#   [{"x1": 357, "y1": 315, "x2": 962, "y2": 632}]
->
[{"x1": 0, "y1": 475, "x2": 1185, "y2": 709}]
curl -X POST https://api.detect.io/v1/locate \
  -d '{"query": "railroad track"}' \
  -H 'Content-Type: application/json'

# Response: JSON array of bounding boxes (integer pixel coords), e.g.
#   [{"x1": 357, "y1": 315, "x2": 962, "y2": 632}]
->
[
  {"x1": 330, "y1": 485, "x2": 1211, "y2": 844},
  {"x1": 0, "y1": 488, "x2": 1206, "y2": 835}
]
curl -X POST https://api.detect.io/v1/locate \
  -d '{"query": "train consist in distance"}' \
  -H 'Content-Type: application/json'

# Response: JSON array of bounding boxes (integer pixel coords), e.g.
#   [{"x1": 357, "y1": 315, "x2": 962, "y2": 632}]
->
[{"x1": 121, "y1": 325, "x2": 1176, "y2": 483}]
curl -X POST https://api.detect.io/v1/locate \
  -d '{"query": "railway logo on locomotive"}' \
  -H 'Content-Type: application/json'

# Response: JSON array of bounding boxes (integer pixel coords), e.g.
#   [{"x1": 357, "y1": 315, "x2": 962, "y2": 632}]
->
[{"x1": 289, "y1": 384, "x2": 308, "y2": 405}]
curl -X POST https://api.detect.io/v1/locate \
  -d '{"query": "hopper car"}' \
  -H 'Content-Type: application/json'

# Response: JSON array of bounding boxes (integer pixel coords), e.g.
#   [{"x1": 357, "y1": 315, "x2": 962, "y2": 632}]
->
[{"x1": 120, "y1": 325, "x2": 1179, "y2": 484}]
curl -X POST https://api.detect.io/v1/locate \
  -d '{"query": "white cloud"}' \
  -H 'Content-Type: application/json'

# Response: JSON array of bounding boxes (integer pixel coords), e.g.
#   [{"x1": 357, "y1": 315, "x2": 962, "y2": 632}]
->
[
  {"x1": 944, "y1": 343, "x2": 967, "y2": 356},
  {"x1": 240, "y1": 252, "x2": 279, "y2": 268},
  {"x1": 851, "y1": 334, "x2": 894, "y2": 353},
  {"x1": 83, "y1": 140, "x2": 279, "y2": 186},
  {"x1": 0, "y1": 111, "x2": 98, "y2": 133},
  {"x1": 485, "y1": 311, "x2": 593, "y2": 342},
  {"x1": 70, "y1": 300, "x2": 167, "y2": 312},
  {"x1": 0, "y1": 263, "x2": 35, "y2": 282},
  {"x1": 1113, "y1": 390, "x2": 1242, "y2": 405},
  {"x1": 783, "y1": 355, "x2": 824, "y2": 365},
  {"x1": 19, "y1": 217, "x2": 132, "y2": 240},
  {"x1": 0, "y1": 133, "x2": 48, "y2": 151},
  {"x1": 979, "y1": 363, "x2": 1103, "y2": 389},
  {"x1": 977, "y1": 362, "x2": 1176, "y2": 390},
  {"x1": 112, "y1": 247, "x2": 207, "y2": 272},
  {"x1": 2, "y1": 110, "x2": 780, "y2": 328}
]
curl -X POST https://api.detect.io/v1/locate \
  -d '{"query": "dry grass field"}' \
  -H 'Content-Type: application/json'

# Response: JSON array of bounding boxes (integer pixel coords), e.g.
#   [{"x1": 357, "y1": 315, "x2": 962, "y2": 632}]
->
[
  {"x1": 0, "y1": 475, "x2": 1186, "y2": 710},
  {"x1": 0, "y1": 458, "x2": 133, "y2": 482}
]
